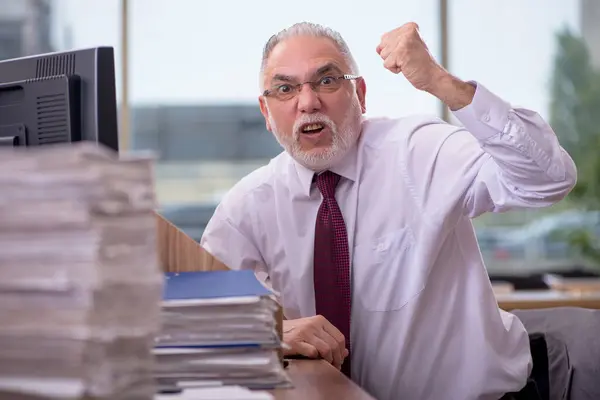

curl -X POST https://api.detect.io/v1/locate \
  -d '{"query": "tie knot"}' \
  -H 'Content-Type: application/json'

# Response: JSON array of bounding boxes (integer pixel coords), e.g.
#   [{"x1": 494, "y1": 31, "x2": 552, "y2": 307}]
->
[{"x1": 316, "y1": 171, "x2": 340, "y2": 199}]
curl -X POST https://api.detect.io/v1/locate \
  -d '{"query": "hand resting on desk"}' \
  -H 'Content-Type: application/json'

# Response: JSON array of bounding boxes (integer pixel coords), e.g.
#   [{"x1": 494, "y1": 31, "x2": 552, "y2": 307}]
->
[{"x1": 282, "y1": 315, "x2": 349, "y2": 370}]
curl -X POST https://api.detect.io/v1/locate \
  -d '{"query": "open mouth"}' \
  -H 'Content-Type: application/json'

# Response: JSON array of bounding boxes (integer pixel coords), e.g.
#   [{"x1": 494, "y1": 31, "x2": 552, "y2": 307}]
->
[{"x1": 300, "y1": 123, "x2": 325, "y2": 135}]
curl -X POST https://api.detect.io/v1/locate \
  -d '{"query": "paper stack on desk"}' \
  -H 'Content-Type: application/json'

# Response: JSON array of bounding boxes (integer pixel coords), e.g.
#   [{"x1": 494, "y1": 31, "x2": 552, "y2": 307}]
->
[
  {"x1": 0, "y1": 143, "x2": 163, "y2": 400},
  {"x1": 154, "y1": 385, "x2": 274, "y2": 400},
  {"x1": 155, "y1": 270, "x2": 290, "y2": 392}
]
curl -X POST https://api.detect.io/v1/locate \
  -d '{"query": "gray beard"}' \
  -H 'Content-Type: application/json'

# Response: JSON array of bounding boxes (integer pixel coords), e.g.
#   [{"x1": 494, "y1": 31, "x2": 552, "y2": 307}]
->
[{"x1": 268, "y1": 100, "x2": 363, "y2": 171}]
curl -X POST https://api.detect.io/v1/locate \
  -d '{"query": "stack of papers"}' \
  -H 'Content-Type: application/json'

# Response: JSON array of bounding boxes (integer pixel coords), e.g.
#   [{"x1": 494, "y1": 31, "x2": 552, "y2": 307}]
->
[
  {"x1": 155, "y1": 270, "x2": 290, "y2": 392},
  {"x1": 155, "y1": 385, "x2": 274, "y2": 400},
  {"x1": 0, "y1": 143, "x2": 164, "y2": 399}
]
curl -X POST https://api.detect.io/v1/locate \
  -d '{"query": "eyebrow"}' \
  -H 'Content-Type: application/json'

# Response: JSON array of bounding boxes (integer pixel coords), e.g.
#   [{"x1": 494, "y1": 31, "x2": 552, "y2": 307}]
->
[
  {"x1": 313, "y1": 62, "x2": 342, "y2": 77},
  {"x1": 270, "y1": 62, "x2": 344, "y2": 84},
  {"x1": 271, "y1": 73, "x2": 295, "y2": 83}
]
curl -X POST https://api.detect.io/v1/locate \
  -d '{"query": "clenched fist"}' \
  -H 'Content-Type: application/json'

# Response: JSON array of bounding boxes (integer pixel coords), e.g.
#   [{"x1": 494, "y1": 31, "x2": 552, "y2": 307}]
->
[
  {"x1": 377, "y1": 22, "x2": 475, "y2": 110},
  {"x1": 283, "y1": 315, "x2": 349, "y2": 370},
  {"x1": 376, "y1": 22, "x2": 447, "y2": 93}
]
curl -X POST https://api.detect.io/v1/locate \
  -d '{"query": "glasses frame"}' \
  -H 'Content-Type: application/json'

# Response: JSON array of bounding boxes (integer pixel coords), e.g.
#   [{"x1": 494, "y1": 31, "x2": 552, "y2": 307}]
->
[{"x1": 262, "y1": 74, "x2": 361, "y2": 99}]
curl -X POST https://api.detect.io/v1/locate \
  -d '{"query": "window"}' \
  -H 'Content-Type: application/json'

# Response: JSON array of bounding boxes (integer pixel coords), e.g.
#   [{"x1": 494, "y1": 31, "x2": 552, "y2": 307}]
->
[
  {"x1": 450, "y1": 0, "x2": 600, "y2": 276},
  {"x1": 0, "y1": 20, "x2": 23, "y2": 61},
  {"x1": 22, "y1": 0, "x2": 597, "y2": 276},
  {"x1": 123, "y1": 0, "x2": 438, "y2": 240}
]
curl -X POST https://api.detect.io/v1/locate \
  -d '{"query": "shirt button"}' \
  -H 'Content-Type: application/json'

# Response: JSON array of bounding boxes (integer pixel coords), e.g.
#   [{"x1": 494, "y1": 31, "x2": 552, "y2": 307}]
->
[
  {"x1": 482, "y1": 113, "x2": 491, "y2": 122},
  {"x1": 376, "y1": 243, "x2": 387, "y2": 251}
]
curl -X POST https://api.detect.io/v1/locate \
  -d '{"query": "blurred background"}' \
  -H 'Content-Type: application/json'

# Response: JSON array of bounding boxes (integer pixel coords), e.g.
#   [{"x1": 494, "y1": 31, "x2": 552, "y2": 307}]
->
[{"x1": 3, "y1": 0, "x2": 599, "y2": 285}]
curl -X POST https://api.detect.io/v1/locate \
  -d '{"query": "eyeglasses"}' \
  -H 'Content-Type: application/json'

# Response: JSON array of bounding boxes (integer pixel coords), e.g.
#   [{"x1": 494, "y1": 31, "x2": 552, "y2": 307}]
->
[{"x1": 262, "y1": 74, "x2": 360, "y2": 101}]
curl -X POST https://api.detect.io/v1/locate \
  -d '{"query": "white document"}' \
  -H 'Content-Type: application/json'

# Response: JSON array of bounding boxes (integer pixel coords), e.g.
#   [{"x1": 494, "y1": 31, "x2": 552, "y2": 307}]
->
[{"x1": 155, "y1": 385, "x2": 274, "y2": 400}]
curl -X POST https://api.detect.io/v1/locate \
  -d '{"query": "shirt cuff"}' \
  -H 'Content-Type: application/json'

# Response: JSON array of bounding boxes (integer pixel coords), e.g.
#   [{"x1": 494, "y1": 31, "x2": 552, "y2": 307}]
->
[{"x1": 452, "y1": 81, "x2": 511, "y2": 141}]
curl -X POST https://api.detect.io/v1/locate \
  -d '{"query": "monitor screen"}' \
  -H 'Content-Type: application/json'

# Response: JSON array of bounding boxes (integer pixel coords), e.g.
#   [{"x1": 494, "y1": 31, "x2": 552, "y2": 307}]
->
[{"x1": 0, "y1": 47, "x2": 119, "y2": 153}]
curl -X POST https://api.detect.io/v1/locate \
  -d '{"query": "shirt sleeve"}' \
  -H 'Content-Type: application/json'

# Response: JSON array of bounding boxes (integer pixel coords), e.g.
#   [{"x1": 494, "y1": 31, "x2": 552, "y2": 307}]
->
[
  {"x1": 402, "y1": 82, "x2": 577, "y2": 220},
  {"x1": 200, "y1": 197, "x2": 267, "y2": 275}
]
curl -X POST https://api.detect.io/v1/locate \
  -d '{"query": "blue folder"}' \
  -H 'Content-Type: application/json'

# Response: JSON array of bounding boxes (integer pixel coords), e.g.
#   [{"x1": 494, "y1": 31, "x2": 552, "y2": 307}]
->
[{"x1": 163, "y1": 269, "x2": 272, "y2": 301}]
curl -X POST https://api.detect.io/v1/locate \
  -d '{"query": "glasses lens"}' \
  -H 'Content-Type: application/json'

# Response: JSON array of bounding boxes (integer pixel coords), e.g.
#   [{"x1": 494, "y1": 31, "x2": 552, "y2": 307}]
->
[
  {"x1": 271, "y1": 84, "x2": 296, "y2": 100},
  {"x1": 315, "y1": 76, "x2": 342, "y2": 93},
  {"x1": 276, "y1": 91, "x2": 296, "y2": 100}
]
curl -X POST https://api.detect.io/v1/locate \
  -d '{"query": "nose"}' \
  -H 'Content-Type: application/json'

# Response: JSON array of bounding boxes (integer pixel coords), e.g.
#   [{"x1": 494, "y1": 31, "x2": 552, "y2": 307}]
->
[{"x1": 296, "y1": 83, "x2": 321, "y2": 113}]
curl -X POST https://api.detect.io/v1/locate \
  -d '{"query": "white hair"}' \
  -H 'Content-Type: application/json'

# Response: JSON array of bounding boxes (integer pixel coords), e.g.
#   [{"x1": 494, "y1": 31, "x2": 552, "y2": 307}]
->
[{"x1": 259, "y1": 22, "x2": 359, "y2": 90}]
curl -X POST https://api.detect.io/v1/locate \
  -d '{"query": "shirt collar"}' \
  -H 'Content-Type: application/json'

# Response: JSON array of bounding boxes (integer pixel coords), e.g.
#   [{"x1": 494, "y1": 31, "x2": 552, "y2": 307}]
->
[{"x1": 293, "y1": 142, "x2": 359, "y2": 197}]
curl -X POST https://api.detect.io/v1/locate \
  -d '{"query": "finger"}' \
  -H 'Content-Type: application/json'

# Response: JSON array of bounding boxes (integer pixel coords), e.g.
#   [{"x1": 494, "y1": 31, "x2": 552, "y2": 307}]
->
[
  {"x1": 406, "y1": 21, "x2": 419, "y2": 31},
  {"x1": 311, "y1": 335, "x2": 334, "y2": 365},
  {"x1": 316, "y1": 329, "x2": 343, "y2": 369},
  {"x1": 383, "y1": 56, "x2": 401, "y2": 74},
  {"x1": 311, "y1": 315, "x2": 343, "y2": 367},
  {"x1": 293, "y1": 341, "x2": 319, "y2": 359},
  {"x1": 321, "y1": 323, "x2": 346, "y2": 360},
  {"x1": 377, "y1": 31, "x2": 393, "y2": 54},
  {"x1": 320, "y1": 321, "x2": 347, "y2": 369},
  {"x1": 378, "y1": 45, "x2": 393, "y2": 60},
  {"x1": 376, "y1": 43, "x2": 383, "y2": 55}
]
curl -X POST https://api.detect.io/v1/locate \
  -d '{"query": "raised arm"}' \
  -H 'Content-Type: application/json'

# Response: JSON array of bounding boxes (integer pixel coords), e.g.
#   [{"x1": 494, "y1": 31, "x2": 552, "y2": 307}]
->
[{"x1": 377, "y1": 22, "x2": 577, "y2": 219}]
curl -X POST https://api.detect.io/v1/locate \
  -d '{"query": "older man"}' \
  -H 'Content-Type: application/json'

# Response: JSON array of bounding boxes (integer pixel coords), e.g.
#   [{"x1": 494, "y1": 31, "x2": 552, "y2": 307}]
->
[{"x1": 201, "y1": 21, "x2": 577, "y2": 400}]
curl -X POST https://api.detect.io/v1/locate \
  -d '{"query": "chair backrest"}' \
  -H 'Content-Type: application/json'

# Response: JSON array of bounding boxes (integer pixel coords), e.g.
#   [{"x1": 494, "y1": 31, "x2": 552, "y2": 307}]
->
[{"x1": 512, "y1": 307, "x2": 600, "y2": 400}]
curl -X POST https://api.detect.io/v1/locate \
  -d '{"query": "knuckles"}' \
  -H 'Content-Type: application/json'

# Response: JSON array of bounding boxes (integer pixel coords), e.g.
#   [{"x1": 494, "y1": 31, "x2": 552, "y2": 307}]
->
[
  {"x1": 312, "y1": 314, "x2": 326, "y2": 324},
  {"x1": 379, "y1": 22, "x2": 423, "y2": 60}
]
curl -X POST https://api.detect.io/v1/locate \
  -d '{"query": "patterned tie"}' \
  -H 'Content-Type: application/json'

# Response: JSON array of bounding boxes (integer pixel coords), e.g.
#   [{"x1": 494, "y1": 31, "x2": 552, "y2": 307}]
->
[{"x1": 313, "y1": 171, "x2": 352, "y2": 377}]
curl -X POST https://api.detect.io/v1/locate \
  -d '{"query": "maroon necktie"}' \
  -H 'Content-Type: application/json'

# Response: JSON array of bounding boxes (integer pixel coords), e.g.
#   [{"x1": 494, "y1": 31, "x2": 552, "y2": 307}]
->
[{"x1": 313, "y1": 171, "x2": 352, "y2": 377}]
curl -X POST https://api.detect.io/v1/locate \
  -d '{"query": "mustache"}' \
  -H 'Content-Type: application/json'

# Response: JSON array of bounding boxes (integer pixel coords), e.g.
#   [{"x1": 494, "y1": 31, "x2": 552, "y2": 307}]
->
[{"x1": 293, "y1": 113, "x2": 336, "y2": 137}]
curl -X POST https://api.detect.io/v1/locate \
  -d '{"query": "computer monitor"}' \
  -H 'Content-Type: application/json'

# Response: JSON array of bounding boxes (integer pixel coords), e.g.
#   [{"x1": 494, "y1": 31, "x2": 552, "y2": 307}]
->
[{"x1": 0, "y1": 46, "x2": 119, "y2": 152}]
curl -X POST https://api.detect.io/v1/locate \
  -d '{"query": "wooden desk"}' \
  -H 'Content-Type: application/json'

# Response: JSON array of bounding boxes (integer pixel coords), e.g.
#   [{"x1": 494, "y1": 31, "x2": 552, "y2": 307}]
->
[
  {"x1": 269, "y1": 360, "x2": 374, "y2": 400},
  {"x1": 497, "y1": 290, "x2": 600, "y2": 310}
]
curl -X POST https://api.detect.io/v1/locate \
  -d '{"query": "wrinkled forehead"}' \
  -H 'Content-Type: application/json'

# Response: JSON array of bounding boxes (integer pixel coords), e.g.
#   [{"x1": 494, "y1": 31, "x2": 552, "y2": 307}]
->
[{"x1": 263, "y1": 36, "x2": 349, "y2": 84}]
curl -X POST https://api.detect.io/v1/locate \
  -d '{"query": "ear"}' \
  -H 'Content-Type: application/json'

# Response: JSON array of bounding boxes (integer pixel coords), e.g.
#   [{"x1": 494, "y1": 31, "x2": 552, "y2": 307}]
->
[
  {"x1": 356, "y1": 78, "x2": 367, "y2": 114},
  {"x1": 258, "y1": 96, "x2": 273, "y2": 131}
]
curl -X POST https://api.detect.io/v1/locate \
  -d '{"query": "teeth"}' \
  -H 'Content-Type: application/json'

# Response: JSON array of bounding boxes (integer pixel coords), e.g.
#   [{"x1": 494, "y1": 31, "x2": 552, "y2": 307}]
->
[{"x1": 302, "y1": 123, "x2": 324, "y2": 132}]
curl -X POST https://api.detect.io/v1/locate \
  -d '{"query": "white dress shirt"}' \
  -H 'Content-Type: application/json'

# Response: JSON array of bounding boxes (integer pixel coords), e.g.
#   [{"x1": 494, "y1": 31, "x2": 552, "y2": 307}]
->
[{"x1": 200, "y1": 83, "x2": 577, "y2": 400}]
